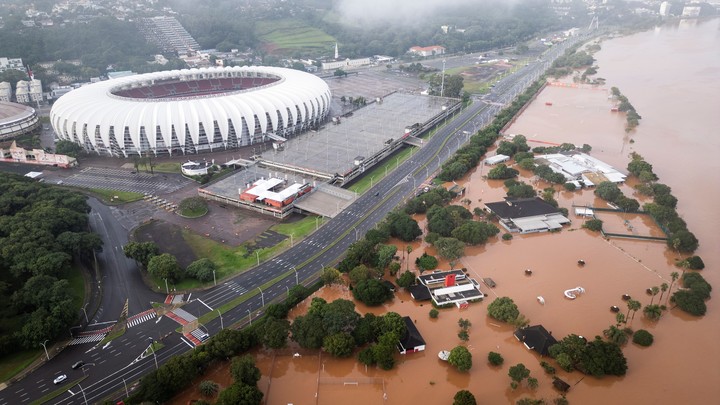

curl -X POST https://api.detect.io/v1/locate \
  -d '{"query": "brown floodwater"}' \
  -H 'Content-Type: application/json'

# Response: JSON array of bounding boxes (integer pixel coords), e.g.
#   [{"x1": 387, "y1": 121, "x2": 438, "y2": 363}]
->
[{"x1": 171, "y1": 19, "x2": 720, "y2": 405}]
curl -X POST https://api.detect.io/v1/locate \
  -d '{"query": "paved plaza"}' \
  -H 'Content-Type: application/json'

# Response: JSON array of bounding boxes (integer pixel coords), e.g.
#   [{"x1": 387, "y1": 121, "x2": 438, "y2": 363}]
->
[{"x1": 58, "y1": 167, "x2": 193, "y2": 195}]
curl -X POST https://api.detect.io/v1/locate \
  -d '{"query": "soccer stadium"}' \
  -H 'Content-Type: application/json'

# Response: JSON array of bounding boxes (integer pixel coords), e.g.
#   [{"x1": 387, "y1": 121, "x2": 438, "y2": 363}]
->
[
  {"x1": 50, "y1": 66, "x2": 332, "y2": 156},
  {"x1": 0, "y1": 101, "x2": 40, "y2": 141}
]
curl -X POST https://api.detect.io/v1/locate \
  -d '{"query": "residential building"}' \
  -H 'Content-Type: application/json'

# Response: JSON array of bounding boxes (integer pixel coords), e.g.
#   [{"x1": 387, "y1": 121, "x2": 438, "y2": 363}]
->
[
  {"x1": 0, "y1": 57, "x2": 24, "y2": 73},
  {"x1": 137, "y1": 16, "x2": 200, "y2": 55},
  {"x1": 15, "y1": 79, "x2": 42, "y2": 104},
  {"x1": 514, "y1": 325, "x2": 558, "y2": 356},
  {"x1": 0, "y1": 82, "x2": 11, "y2": 102},
  {"x1": 397, "y1": 317, "x2": 426, "y2": 354}
]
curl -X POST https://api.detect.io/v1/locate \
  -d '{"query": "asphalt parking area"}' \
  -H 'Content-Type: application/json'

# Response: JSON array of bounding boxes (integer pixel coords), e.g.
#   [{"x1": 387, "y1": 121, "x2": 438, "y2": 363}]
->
[{"x1": 59, "y1": 167, "x2": 193, "y2": 195}]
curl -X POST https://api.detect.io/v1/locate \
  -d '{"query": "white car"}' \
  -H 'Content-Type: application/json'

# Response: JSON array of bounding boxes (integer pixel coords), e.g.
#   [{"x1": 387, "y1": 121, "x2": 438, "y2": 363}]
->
[{"x1": 53, "y1": 374, "x2": 67, "y2": 385}]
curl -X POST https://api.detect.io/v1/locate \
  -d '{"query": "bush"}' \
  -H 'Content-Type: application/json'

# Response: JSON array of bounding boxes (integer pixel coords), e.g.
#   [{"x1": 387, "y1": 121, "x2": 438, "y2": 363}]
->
[
  {"x1": 415, "y1": 253, "x2": 439, "y2": 272},
  {"x1": 583, "y1": 219, "x2": 603, "y2": 232},
  {"x1": 502, "y1": 233, "x2": 513, "y2": 241},
  {"x1": 178, "y1": 196, "x2": 209, "y2": 217},
  {"x1": 488, "y1": 351, "x2": 504, "y2": 366},
  {"x1": 540, "y1": 361, "x2": 556, "y2": 374},
  {"x1": 632, "y1": 329, "x2": 654, "y2": 346},
  {"x1": 429, "y1": 309, "x2": 439, "y2": 319},
  {"x1": 563, "y1": 182, "x2": 576, "y2": 191},
  {"x1": 682, "y1": 256, "x2": 705, "y2": 270}
]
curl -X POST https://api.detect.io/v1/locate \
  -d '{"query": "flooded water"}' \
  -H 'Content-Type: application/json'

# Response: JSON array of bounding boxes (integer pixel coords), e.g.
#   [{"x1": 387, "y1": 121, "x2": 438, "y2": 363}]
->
[{"x1": 171, "y1": 19, "x2": 720, "y2": 405}]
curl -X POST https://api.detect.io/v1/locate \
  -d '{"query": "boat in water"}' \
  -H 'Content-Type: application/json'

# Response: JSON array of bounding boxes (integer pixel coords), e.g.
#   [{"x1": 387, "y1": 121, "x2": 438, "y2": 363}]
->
[
  {"x1": 537, "y1": 296, "x2": 545, "y2": 305},
  {"x1": 438, "y1": 350, "x2": 450, "y2": 361},
  {"x1": 564, "y1": 286, "x2": 585, "y2": 299}
]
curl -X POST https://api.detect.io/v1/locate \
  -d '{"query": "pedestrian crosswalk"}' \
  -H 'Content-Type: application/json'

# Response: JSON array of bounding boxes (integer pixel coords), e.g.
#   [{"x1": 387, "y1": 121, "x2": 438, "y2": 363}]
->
[
  {"x1": 224, "y1": 281, "x2": 247, "y2": 295},
  {"x1": 69, "y1": 333, "x2": 106, "y2": 346},
  {"x1": 127, "y1": 310, "x2": 157, "y2": 328}
]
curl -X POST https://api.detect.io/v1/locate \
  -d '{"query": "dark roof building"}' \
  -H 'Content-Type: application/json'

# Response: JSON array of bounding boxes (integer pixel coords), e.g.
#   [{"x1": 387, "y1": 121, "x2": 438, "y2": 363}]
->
[
  {"x1": 408, "y1": 284, "x2": 431, "y2": 301},
  {"x1": 485, "y1": 198, "x2": 570, "y2": 234},
  {"x1": 397, "y1": 316, "x2": 426, "y2": 354},
  {"x1": 513, "y1": 325, "x2": 558, "y2": 356}
]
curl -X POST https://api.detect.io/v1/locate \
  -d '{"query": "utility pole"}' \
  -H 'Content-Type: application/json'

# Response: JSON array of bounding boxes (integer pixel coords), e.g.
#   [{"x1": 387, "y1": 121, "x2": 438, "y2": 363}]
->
[{"x1": 440, "y1": 59, "x2": 446, "y2": 98}]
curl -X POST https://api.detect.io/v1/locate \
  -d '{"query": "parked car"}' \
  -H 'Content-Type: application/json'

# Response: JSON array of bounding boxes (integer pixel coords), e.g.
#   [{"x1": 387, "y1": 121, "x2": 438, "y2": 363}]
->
[
  {"x1": 53, "y1": 374, "x2": 67, "y2": 384},
  {"x1": 71, "y1": 361, "x2": 85, "y2": 370}
]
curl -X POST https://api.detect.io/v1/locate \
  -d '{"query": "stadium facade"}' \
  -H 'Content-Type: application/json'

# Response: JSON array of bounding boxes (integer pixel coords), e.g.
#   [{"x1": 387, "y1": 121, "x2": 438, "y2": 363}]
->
[
  {"x1": 50, "y1": 66, "x2": 332, "y2": 157},
  {"x1": 0, "y1": 101, "x2": 40, "y2": 141}
]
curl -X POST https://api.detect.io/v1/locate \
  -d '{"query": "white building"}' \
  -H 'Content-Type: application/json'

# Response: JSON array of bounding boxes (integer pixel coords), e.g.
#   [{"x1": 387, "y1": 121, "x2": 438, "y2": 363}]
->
[
  {"x1": 534, "y1": 152, "x2": 626, "y2": 186},
  {"x1": 485, "y1": 154, "x2": 510, "y2": 165},
  {"x1": 0, "y1": 82, "x2": 11, "y2": 102},
  {"x1": 0, "y1": 57, "x2": 24, "y2": 73},
  {"x1": 15, "y1": 79, "x2": 42, "y2": 104},
  {"x1": 321, "y1": 58, "x2": 371, "y2": 71},
  {"x1": 408, "y1": 46, "x2": 445, "y2": 57},
  {"x1": 659, "y1": 1, "x2": 671, "y2": 16}
]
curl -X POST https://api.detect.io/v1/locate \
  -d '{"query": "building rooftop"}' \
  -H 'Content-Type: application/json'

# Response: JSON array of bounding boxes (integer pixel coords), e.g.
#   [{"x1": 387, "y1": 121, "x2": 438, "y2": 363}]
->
[
  {"x1": 485, "y1": 197, "x2": 560, "y2": 220},
  {"x1": 513, "y1": 325, "x2": 558, "y2": 356},
  {"x1": 418, "y1": 270, "x2": 467, "y2": 286},
  {"x1": 397, "y1": 316, "x2": 426, "y2": 353}
]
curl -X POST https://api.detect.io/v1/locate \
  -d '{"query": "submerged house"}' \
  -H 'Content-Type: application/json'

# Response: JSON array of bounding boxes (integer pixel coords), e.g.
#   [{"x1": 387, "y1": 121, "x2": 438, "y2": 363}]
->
[
  {"x1": 513, "y1": 324, "x2": 558, "y2": 356},
  {"x1": 485, "y1": 197, "x2": 570, "y2": 234},
  {"x1": 397, "y1": 316, "x2": 426, "y2": 354}
]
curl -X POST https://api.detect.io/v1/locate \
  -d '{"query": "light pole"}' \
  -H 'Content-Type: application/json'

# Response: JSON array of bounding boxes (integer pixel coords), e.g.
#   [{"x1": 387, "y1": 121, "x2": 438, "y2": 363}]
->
[
  {"x1": 247, "y1": 309, "x2": 252, "y2": 325},
  {"x1": 258, "y1": 287, "x2": 265, "y2": 307},
  {"x1": 40, "y1": 340, "x2": 49, "y2": 360},
  {"x1": 290, "y1": 233, "x2": 294, "y2": 247},
  {"x1": 292, "y1": 266, "x2": 299, "y2": 285},
  {"x1": 78, "y1": 383, "x2": 88, "y2": 405},
  {"x1": 148, "y1": 338, "x2": 158, "y2": 369},
  {"x1": 315, "y1": 216, "x2": 319, "y2": 230},
  {"x1": 440, "y1": 59, "x2": 446, "y2": 97},
  {"x1": 370, "y1": 175, "x2": 375, "y2": 188},
  {"x1": 81, "y1": 303, "x2": 89, "y2": 323},
  {"x1": 123, "y1": 378, "x2": 129, "y2": 398},
  {"x1": 213, "y1": 269, "x2": 216, "y2": 286},
  {"x1": 255, "y1": 250, "x2": 260, "y2": 266},
  {"x1": 164, "y1": 278, "x2": 169, "y2": 294},
  {"x1": 217, "y1": 309, "x2": 224, "y2": 330},
  {"x1": 395, "y1": 156, "x2": 400, "y2": 169},
  {"x1": 354, "y1": 228, "x2": 359, "y2": 241}
]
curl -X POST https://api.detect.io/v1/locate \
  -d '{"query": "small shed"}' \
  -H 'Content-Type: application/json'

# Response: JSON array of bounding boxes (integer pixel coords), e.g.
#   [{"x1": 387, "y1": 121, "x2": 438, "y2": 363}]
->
[
  {"x1": 482, "y1": 278, "x2": 496, "y2": 288},
  {"x1": 553, "y1": 377, "x2": 571, "y2": 392},
  {"x1": 397, "y1": 316, "x2": 426, "y2": 354},
  {"x1": 485, "y1": 154, "x2": 510, "y2": 165}
]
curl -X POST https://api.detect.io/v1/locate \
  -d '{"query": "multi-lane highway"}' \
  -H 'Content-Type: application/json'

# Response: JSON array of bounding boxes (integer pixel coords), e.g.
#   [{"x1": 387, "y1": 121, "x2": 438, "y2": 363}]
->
[{"x1": 0, "y1": 33, "x2": 587, "y2": 405}]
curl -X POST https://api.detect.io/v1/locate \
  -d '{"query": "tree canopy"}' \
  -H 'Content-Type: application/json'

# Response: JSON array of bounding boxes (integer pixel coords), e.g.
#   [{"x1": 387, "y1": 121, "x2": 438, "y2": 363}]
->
[{"x1": 448, "y1": 345, "x2": 473, "y2": 372}]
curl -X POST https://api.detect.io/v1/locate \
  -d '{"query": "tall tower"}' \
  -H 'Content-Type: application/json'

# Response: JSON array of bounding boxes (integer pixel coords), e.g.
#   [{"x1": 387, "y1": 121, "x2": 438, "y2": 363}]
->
[{"x1": 334, "y1": 42, "x2": 339, "y2": 60}]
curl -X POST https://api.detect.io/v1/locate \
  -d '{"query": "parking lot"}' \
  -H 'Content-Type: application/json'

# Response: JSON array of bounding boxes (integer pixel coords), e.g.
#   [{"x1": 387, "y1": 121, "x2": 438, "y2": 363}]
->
[{"x1": 55, "y1": 167, "x2": 193, "y2": 195}]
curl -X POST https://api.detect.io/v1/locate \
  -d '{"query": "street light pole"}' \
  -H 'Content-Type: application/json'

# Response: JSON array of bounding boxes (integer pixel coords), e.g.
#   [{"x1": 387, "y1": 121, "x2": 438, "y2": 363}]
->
[
  {"x1": 258, "y1": 287, "x2": 265, "y2": 307},
  {"x1": 213, "y1": 270, "x2": 216, "y2": 286},
  {"x1": 370, "y1": 175, "x2": 375, "y2": 188},
  {"x1": 123, "y1": 378, "x2": 129, "y2": 398},
  {"x1": 81, "y1": 303, "x2": 89, "y2": 323},
  {"x1": 293, "y1": 266, "x2": 299, "y2": 285},
  {"x1": 217, "y1": 309, "x2": 224, "y2": 330},
  {"x1": 164, "y1": 278, "x2": 169, "y2": 294},
  {"x1": 290, "y1": 233, "x2": 294, "y2": 247},
  {"x1": 78, "y1": 383, "x2": 88, "y2": 405},
  {"x1": 255, "y1": 250, "x2": 260, "y2": 266},
  {"x1": 247, "y1": 309, "x2": 252, "y2": 325},
  {"x1": 40, "y1": 340, "x2": 49, "y2": 360}
]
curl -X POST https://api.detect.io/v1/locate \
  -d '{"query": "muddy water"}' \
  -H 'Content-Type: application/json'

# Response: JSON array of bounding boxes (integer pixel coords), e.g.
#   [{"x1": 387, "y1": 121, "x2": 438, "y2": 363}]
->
[
  {"x1": 503, "y1": 18, "x2": 720, "y2": 403},
  {"x1": 171, "y1": 20, "x2": 720, "y2": 405}
]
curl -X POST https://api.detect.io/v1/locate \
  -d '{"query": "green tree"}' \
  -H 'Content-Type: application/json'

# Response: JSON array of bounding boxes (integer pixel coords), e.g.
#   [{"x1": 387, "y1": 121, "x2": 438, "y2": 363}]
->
[
  {"x1": 321, "y1": 266, "x2": 342, "y2": 285},
  {"x1": 452, "y1": 221, "x2": 500, "y2": 245},
  {"x1": 396, "y1": 270, "x2": 416, "y2": 288},
  {"x1": 632, "y1": 330, "x2": 654, "y2": 346},
  {"x1": 487, "y1": 163, "x2": 519, "y2": 180},
  {"x1": 594, "y1": 181, "x2": 622, "y2": 202},
  {"x1": 487, "y1": 297, "x2": 520, "y2": 323},
  {"x1": 322, "y1": 299, "x2": 361, "y2": 335},
  {"x1": 488, "y1": 351, "x2": 504, "y2": 366},
  {"x1": 373, "y1": 332, "x2": 398, "y2": 370},
  {"x1": 453, "y1": 390, "x2": 477, "y2": 405},
  {"x1": 667, "y1": 230, "x2": 699, "y2": 253},
  {"x1": 415, "y1": 253, "x2": 439, "y2": 272},
  {"x1": 230, "y1": 355, "x2": 261, "y2": 386},
  {"x1": 434, "y1": 237, "x2": 465, "y2": 266},
  {"x1": 323, "y1": 332, "x2": 356, "y2": 358},
  {"x1": 216, "y1": 383, "x2": 263, "y2": 405},
  {"x1": 54, "y1": 140, "x2": 84, "y2": 157},
  {"x1": 185, "y1": 258, "x2": 217, "y2": 282},
  {"x1": 667, "y1": 271, "x2": 680, "y2": 303},
  {"x1": 671, "y1": 290, "x2": 706, "y2": 316},
  {"x1": 626, "y1": 299, "x2": 641, "y2": 321},
  {"x1": 260, "y1": 318, "x2": 289, "y2": 349},
  {"x1": 353, "y1": 279, "x2": 393, "y2": 306},
  {"x1": 147, "y1": 253, "x2": 182, "y2": 282},
  {"x1": 508, "y1": 363, "x2": 531, "y2": 387},
  {"x1": 290, "y1": 312, "x2": 326, "y2": 349},
  {"x1": 386, "y1": 212, "x2": 422, "y2": 241},
  {"x1": 376, "y1": 244, "x2": 398, "y2": 270},
  {"x1": 448, "y1": 345, "x2": 473, "y2": 372},
  {"x1": 582, "y1": 219, "x2": 603, "y2": 232},
  {"x1": 199, "y1": 380, "x2": 219, "y2": 397},
  {"x1": 658, "y1": 283, "x2": 669, "y2": 303},
  {"x1": 349, "y1": 265, "x2": 372, "y2": 285},
  {"x1": 603, "y1": 325, "x2": 629, "y2": 345},
  {"x1": 123, "y1": 241, "x2": 160, "y2": 268},
  {"x1": 429, "y1": 309, "x2": 439, "y2": 319}
]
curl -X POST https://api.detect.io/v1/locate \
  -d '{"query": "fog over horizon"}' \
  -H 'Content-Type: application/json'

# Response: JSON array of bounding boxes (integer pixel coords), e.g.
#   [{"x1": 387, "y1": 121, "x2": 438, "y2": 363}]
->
[{"x1": 333, "y1": 0, "x2": 500, "y2": 26}]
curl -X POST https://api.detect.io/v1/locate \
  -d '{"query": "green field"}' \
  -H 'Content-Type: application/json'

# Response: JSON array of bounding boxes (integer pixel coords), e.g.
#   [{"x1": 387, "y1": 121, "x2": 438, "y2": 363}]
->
[
  {"x1": 256, "y1": 19, "x2": 336, "y2": 55},
  {"x1": 88, "y1": 188, "x2": 145, "y2": 204}
]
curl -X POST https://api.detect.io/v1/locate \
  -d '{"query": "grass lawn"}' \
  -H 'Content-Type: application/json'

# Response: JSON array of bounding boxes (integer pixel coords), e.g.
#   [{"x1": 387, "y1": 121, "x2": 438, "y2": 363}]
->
[
  {"x1": 0, "y1": 349, "x2": 42, "y2": 383},
  {"x1": 88, "y1": 188, "x2": 144, "y2": 204},
  {"x1": 271, "y1": 215, "x2": 318, "y2": 239},
  {"x1": 100, "y1": 324, "x2": 126, "y2": 345},
  {"x1": 178, "y1": 205, "x2": 208, "y2": 218},
  {"x1": 151, "y1": 162, "x2": 181, "y2": 173},
  {"x1": 63, "y1": 266, "x2": 85, "y2": 311},
  {"x1": 256, "y1": 19, "x2": 335, "y2": 54}
]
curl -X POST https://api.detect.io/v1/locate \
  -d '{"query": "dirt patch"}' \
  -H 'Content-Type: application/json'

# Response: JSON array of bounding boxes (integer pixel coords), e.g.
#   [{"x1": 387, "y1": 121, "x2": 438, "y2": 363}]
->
[{"x1": 134, "y1": 220, "x2": 197, "y2": 268}]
